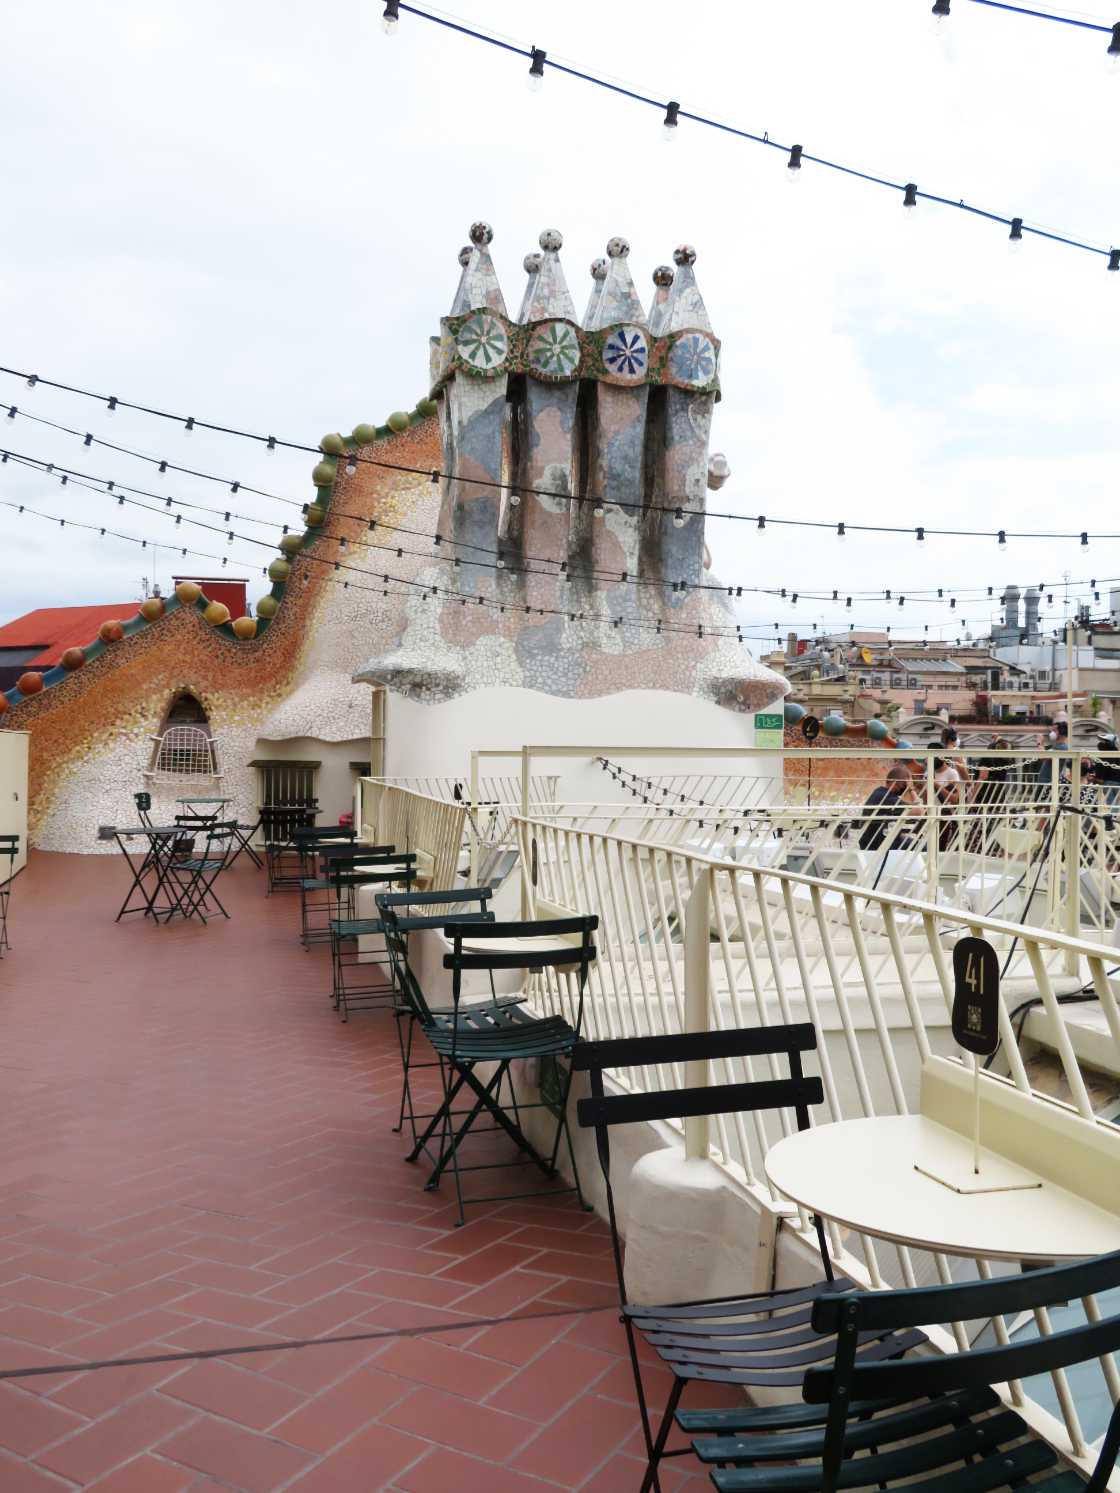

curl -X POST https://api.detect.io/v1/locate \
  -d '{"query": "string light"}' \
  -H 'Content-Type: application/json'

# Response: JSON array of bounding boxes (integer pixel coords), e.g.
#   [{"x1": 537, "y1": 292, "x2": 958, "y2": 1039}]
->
[
  {"x1": 903, "y1": 182, "x2": 919, "y2": 212},
  {"x1": 662, "y1": 100, "x2": 679, "y2": 141},
  {"x1": 382, "y1": 0, "x2": 399, "y2": 35},
  {"x1": 1009, "y1": 217, "x2": 1024, "y2": 247},
  {"x1": 379, "y1": 4, "x2": 1115, "y2": 267}
]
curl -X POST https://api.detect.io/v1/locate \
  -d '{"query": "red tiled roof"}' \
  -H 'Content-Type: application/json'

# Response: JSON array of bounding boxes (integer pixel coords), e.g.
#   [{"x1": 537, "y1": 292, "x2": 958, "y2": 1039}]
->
[{"x1": 0, "y1": 603, "x2": 140, "y2": 666}]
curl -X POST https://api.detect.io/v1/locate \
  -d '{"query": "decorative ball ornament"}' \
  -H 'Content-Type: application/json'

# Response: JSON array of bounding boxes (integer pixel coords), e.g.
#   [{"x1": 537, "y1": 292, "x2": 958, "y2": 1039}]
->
[
  {"x1": 98, "y1": 619, "x2": 125, "y2": 643},
  {"x1": 232, "y1": 616, "x2": 257, "y2": 640},
  {"x1": 457, "y1": 245, "x2": 472, "y2": 267},
  {"x1": 523, "y1": 252, "x2": 543, "y2": 275},
  {"x1": 175, "y1": 581, "x2": 202, "y2": 605},
  {"x1": 822, "y1": 713, "x2": 847, "y2": 737},
  {"x1": 896, "y1": 738, "x2": 912, "y2": 750},
  {"x1": 469, "y1": 220, "x2": 493, "y2": 246},
  {"x1": 351, "y1": 423, "x2": 377, "y2": 444},
  {"x1": 268, "y1": 558, "x2": 291, "y2": 583},
  {"x1": 320, "y1": 433, "x2": 345, "y2": 456},
  {"x1": 387, "y1": 410, "x2": 410, "y2": 433},
  {"x1": 783, "y1": 700, "x2": 807, "y2": 725},
  {"x1": 606, "y1": 236, "x2": 630, "y2": 259},
  {"x1": 0, "y1": 693, "x2": 9, "y2": 716},
  {"x1": 17, "y1": 672, "x2": 43, "y2": 696},
  {"x1": 60, "y1": 647, "x2": 85, "y2": 671},
  {"x1": 279, "y1": 534, "x2": 303, "y2": 557},
  {"x1": 305, "y1": 504, "x2": 325, "y2": 526},
  {"x1": 312, "y1": 460, "x2": 336, "y2": 488},
  {"x1": 539, "y1": 228, "x2": 563, "y2": 252},
  {"x1": 707, "y1": 452, "x2": 731, "y2": 491},
  {"x1": 589, "y1": 257, "x2": 608, "y2": 282},
  {"x1": 256, "y1": 594, "x2": 279, "y2": 619},
  {"x1": 867, "y1": 718, "x2": 890, "y2": 742},
  {"x1": 416, "y1": 398, "x2": 438, "y2": 418},
  {"x1": 139, "y1": 597, "x2": 165, "y2": 622},
  {"x1": 674, "y1": 243, "x2": 698, "y2": 266},
  {"x1": 652, "y1": 265, "x2": 674, "y2": 287},
  {"x1": 204, "y1": 601, "x2": 230, "y2": 627}
]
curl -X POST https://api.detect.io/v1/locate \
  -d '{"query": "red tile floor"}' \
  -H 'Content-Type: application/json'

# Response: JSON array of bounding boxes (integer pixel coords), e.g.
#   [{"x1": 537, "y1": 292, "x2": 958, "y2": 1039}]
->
[{"x1": 0, "y1": 853, "x2": 730, "y2": 1491}]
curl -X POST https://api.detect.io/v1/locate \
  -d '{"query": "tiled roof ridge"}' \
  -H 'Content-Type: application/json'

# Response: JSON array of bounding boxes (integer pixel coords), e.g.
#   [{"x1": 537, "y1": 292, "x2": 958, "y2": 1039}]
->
[{"x1": 0, "y1": 400, "x2": 438, "y2": 717}]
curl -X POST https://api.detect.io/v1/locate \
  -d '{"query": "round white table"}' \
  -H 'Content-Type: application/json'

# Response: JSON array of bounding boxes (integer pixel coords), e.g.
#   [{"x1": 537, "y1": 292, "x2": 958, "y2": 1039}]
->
[{"x1": 764, "y1": 1115, "x2": 1120, "y2": 1262}]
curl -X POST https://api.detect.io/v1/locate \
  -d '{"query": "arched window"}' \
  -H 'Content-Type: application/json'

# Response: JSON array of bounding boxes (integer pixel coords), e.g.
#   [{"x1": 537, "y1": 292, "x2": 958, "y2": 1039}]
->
[{"x1": 147, "y1": 692, "x2": 220, "y2": 779}]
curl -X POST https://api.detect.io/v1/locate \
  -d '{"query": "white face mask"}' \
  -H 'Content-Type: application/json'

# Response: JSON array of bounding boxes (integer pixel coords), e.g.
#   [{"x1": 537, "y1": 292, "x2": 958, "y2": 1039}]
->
[{"x1": 1048, "y1": 731, "x2": 1057, "y2": 742}]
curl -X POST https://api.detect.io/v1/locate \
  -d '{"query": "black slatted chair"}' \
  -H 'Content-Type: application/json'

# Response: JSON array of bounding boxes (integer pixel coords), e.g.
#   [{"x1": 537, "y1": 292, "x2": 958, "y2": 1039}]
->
[
  {"x1": 573, "y1": 1026, "x2": 926, "y2": 1493},
  {"x1": 299, "y1": 845, "x2": 403, "y2": 948},
  {"x1": 0, "y1": 833, "x2": 17, "y2": 956},
  {"x1": 375, "y1": 887, "x2": 509, "y2": 1131},
  {"x1": 134, "y1": 792, "x2": 153, "y2": 828},
  {"x1": 161, "y1": 820, "x2": 236, "y2": 922},
  {"x1": 692, "y1": 1249, "x2": 1120, "y2": 1493},
  {"x1": 261, "y1": 805, "x2": 321, "y2": 892},
  {"x1": 383, "y1": 911, "x2": 598, "y2": 1226}
]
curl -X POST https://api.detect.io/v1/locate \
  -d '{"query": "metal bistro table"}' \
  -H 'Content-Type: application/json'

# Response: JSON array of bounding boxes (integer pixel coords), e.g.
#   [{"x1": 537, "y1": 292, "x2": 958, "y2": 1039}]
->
[
  {"x1": 111, "y1": 824, "x2": 187, "y2": 922},
  {"x1": 764, "y1": 1110, "x2": 1120, "y2": 1263},
  {"x1": 175, "y1": 796, "x2": 230, "y2": 820}
]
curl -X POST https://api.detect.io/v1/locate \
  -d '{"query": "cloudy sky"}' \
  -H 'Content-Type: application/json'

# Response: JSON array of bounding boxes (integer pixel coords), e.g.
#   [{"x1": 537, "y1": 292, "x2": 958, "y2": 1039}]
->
[{"x1": 1, "y1": 0, "x2": 1117, "y2": 649}]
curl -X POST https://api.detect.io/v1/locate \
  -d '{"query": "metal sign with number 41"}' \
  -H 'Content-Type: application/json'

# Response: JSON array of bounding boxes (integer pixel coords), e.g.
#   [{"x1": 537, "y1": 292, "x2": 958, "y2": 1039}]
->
[{"x1": 951, "y1": 936, "x2": 1000, "y2": 1057}]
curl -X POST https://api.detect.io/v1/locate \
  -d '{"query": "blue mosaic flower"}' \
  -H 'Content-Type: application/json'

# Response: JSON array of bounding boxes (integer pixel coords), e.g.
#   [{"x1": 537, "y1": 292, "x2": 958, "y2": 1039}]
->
[
  {"x1": 669, "y1": 333, "x2": 716, "y2": 386},
  {"x1": 604, "y1": 326, "x2": 648, "y2": 378}
]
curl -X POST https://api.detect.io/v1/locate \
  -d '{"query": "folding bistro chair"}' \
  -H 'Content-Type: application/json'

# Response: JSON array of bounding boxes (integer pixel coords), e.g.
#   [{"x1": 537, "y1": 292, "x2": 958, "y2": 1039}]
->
[
  {"x1": 393, "y1": 913, "x2": 598, "y2": 1226},
  {"x1": 261, "y1": 805, "x2": 321, "y2": 892},
  {"x1": 134, "y1": 792, "x2": 154, "y2": 828},
  {"x1": 160, "y1": 820, "x2": 236, "y2": 923},
  {"x1": 375, "y1": 887, "x2": 504, "y2": 1128},
  {"x1": 0, "y1": 834, "x2": 17, "y2": 955},
  {"x1": 300, "y1": 846, "x2": 408, "y2": 949},
  {"x1": 572, "y1": 1025, "x2": 926, "y2": 1493},
  {"x1": 226, "y1": 813, "x2": 264, "y2": 870},
  {"x1": 691, "y1": 1249, "x2": 1120, "y2": 1493}
]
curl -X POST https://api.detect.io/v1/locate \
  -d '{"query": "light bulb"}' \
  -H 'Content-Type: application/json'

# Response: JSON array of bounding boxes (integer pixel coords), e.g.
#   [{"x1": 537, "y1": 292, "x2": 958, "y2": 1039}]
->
[
  {"x1": 345, "y1": 459, "x2": 357, "y2": 476},
  {"x1": 508, "y1": 491, "x2": 520, "y2": 507},
  {"x1": 902, "y1": 183, "x2": 918, "y2": 218},
  {"x1": 662, "y1": 101, "x2": 679, "y2": 142},
  {"x1": 998, "y1": 530, "x2": 1007, "y2": 549},
  {"x1": 1081, "y1": 531, "x2": 1090, "y2": 554},
  {"x1": 672, "y1": 508, "x2": 686, "y2": 528},
  {"x1": 786, "y1": 144, "x2": 802, "y2": 183},
  {"x1": 1009, "y1": 217, "x2": 1024, "y2": 249},
  {"x1": 916, "y1": 526, "x2": 925, "y2": 542},
  {"x1": 837, "y1": 522, "x2": 846, "y2": 542},
  {"x1": 1110, "y1": 25, "x2": 1120, "y2": 66},
  {"x1": 593, "y1": 501, "x2": 605, "y2": 519},
  {"x1": 184, "y1": 417, "x2": 195, "y2": 437},
  {"x1": 528, "y1": 47, "x2": 545, "y2": 91},
  {"x1": 106, "y1": 396, "x2": 118, "y2": 417},
  {"x1": 25, "y1": 375, "x2": 37, "y2": 389},
  {"x1": 381, "y1": 1, "x2": 399, "y2": 34}
]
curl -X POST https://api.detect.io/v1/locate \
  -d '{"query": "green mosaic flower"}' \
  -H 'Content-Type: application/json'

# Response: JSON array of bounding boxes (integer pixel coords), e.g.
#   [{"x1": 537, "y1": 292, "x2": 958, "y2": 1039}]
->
[
  {"x1": 528, "y1": 321, "x2": 580, "y2": 378},
  {"x1": 455, "y1": 312, "x2": 508, "y2": 371}
]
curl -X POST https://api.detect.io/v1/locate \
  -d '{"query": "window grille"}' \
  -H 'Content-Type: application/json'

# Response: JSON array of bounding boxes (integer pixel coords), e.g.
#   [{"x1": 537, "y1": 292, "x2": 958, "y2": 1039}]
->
[
  {"x1": 147, "y1": 725, "x2": 220, "y2": 779},
  {"x1": 252, "y1": 760, "x2": 319, "y2": 808}
]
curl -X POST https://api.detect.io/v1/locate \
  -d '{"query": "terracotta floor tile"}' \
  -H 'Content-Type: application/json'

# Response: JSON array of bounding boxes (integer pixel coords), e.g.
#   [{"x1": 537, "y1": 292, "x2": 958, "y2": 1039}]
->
[
  {"x1": 47, "y1": 1350, "x2": 190, "y2": 1420},
  {"x1": 486, "y1": 1340, "x2": 616, "y2": 1421},
  {"x1": 34, "y1": 1391, "x2": 197, "y2": 1484},
  {"x1": 0, "y1": 1383, "x2": 88, "y2": 1457},
  {"x1": 161, "y1": 1357, "x2": 306, "y2": 1430},
  {"x1": 435, "y1": 1242, "x2": 544, "y2": 1286},
  {"x1": 0, "y1": 1306, "x2": 96, "y2": 1349},
  {"x1": 0, "y1": 1278, "x2": 106, "y2": 1315},
  {"x1": 159, "y1": 1415, "x2": 315, "y2": 1491},
  {"x1": 384, "y1": 1384, "x2": 535, "y2": 1461},
  {"x1": 269, "y1": 1363, "x2": 412, "y2": 1453},
  {"x1": 393, "y1": 1446, "x2": 564, "y2": 1492},
  {"x1": 375, "y1": 1337, "x2": 514, "y2": 1399},
  {"x1": 0, "y1": 1449, "x2": 83, "y2": 1491},
  {"x1": 511, "y1": 1391, "x2": 641, "y2": 1483},
  {"x1": 85, "y1": 1453, "x2": 198, "y2": 1492},
  {"x1": 283, "y1": 1419, "x2": 427, "y2": 1493}
]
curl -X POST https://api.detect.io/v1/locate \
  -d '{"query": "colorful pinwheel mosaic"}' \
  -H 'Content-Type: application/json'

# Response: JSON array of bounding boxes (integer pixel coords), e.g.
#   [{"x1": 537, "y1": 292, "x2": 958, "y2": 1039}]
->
[
  {"x1": 603, "y1": 326, "x2": 648, "y2": 379},
  {"x1": 528, "y1": 321, "x2": 580, "y2": 378},
  {"x1": 668, "y1": 333, "x2": 717, "y2": 386},
  {"x1": 455, "y1": 312, "x2": 509, "y2": 371}
]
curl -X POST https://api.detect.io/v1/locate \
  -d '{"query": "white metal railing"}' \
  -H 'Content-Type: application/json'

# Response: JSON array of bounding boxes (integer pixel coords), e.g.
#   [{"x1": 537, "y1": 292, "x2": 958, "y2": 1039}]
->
[
  {"x1": 357, "y1": 780, "x2": 467, "y2": 890},
  {"x1": 515, "y1": 814, "x2": 1120, "y2": 1475}
]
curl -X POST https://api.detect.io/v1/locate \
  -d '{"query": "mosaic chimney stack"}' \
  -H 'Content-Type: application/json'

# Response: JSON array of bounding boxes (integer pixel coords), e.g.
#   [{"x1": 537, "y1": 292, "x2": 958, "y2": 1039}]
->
[{"x1": 432, "y1": 222, "x2": 723, "y2": 614}]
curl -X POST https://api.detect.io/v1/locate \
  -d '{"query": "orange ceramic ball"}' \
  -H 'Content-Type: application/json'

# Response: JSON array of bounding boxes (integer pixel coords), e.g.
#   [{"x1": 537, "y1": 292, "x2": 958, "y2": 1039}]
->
[
  {"x1": 231, "y1": 615, "x2": 257, "y2": 640},
  {"x1": 98, "y1": 620, "x2": 125, "y2": 643},
  {"x1": 140, "y1": 596, "x2": 166, "y2": 622},
  {"x1": 175, "y1": 581, "x2": 202, "y2": 605},
  {"x1": 0, "y1": 693, "x2": 9, "y2": 716},
  {"x1": 17, "y1": 672, "x2": 43, "y2": 696},
  {"x1": 203, "y1": 601, "x2": 231, "y2": 627},
  {"x1": 60, "y1": 647, "x2": 86, "y2": 671}
]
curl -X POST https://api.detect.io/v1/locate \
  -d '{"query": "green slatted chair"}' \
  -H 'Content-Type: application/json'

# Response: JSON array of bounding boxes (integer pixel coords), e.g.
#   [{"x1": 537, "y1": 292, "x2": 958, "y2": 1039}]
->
[
  {"x1": 0, "y1": 833, "x2": 17, "y2": 956},
  {"x1": 573, "y1": 1027, "x2": 926, "y2": 1493},
  {"x1": 299, "y1": 844, "x2": 403, "y2": 948},
  {"x1": 691, "y1": 1249, "x2": 1120, "y2": 1493},
  {"x1": 382, "y1": 908, "x2": 598, "y2": 1227}
]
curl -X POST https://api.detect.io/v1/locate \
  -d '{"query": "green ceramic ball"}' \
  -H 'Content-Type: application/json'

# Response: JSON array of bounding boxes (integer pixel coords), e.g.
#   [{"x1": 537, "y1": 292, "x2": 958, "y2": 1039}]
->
[
  {"x1": 268, "y1": 558, "x2": 291, "y2": 583},
  {"x1": 351, "y1": 423, "x2": 377, "y2": 444},
  {"x1": 387, "y1": 410, "x2": 411, "y2": 433},
  {"x1": 320, "y1": 433, "x2": 345, "y2": 456}
]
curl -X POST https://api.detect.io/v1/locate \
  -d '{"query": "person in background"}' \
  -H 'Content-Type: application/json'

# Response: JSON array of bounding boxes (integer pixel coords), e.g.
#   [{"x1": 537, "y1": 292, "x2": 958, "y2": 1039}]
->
[
  {"x1": 939, "y1": 726, "x2": 973, "y2": 794},
  {"x1": 1036, "y1": 721, "x2": 1069, "y2": 788},
  {"x1": 858, "y1": 764, "x2": 923, "y2": 851},
  {"x1": 970, "y1": 736, "x2": 1013, "y2": 851}
]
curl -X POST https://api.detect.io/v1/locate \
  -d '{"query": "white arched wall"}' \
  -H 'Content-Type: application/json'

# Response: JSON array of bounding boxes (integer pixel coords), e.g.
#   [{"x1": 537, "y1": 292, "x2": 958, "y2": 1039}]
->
[{"x1": 383, "y1": 685, "x2": 783, "y2": 805}]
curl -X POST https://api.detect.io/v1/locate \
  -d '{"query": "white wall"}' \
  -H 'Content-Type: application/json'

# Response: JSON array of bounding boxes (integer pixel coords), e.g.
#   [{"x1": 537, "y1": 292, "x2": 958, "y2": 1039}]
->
[
  {"x1": 0, "y1": 732, "x2": 29, "y2": 874},
  {"x1": 252, "y1": 735, "x2": 369, "y2": 825},
  {"x1": 383, "y1": 686, "x2": 783, "y2": 808}
]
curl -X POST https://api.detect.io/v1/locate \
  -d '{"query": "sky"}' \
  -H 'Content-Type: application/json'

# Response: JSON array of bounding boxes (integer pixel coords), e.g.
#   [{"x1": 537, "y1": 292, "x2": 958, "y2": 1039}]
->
[{"x1": 1, "y1": 0, "x2": 1118, "y2": 651}]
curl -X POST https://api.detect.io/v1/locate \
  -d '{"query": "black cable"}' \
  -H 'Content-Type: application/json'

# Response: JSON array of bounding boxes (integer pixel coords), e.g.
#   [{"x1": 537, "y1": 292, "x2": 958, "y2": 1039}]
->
[
  {"x1": 6, "y1": 370, "x2": 1120, "y2": 540},
  {"x1": 390, "y1": 3, "x2": 1117, "y2": 263}
]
